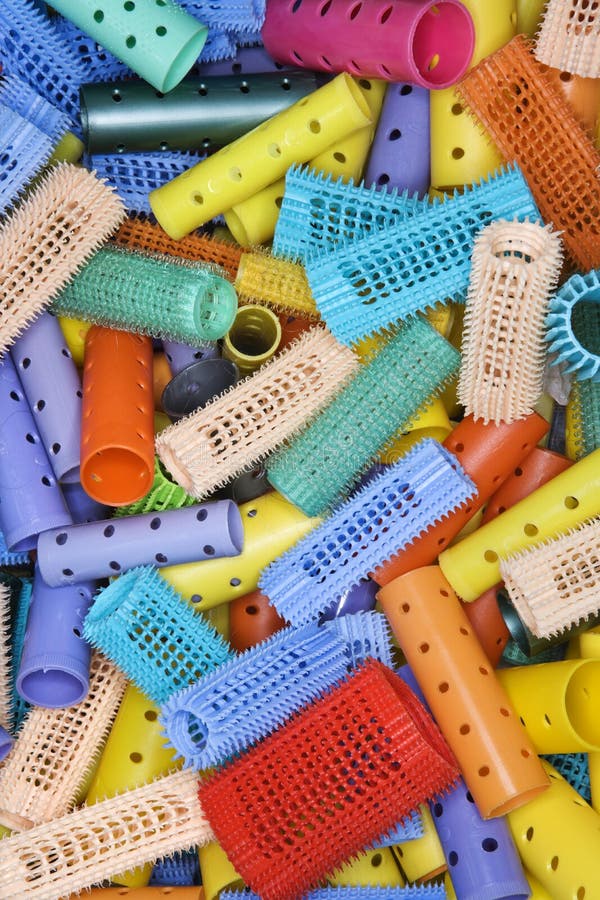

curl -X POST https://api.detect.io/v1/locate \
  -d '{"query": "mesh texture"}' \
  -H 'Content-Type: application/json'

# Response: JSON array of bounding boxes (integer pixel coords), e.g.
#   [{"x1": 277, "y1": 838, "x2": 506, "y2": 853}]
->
[
  {"x1": 0, "y1": 104, "x2": 53, "y2": 215},
  {"x1": 221, "y1": 888, "x2": 446, "y2": 900},
  {"x1": 236, "y1": 251, "x2": 320, "y2": 320},
  {"x1": 266, "y1": 318, "x2": 460, "y2": 517},
  {"x1": 458, "y1": 220, "x2": 563, "y2": 424},
  {"x1": 0, "y1": 163, "x2": 125, "y2": 356},
  {"x1": 543, "y1": 752, "x2": 591, "y2": 803},
  {"x1": 569, "y1": 377, "x2": 600, "y2": 459},
  {"x1": 0, "y1": 769, "x2": 213, "y2": 899},
  {"x1": 536, "y1": 0, "x2": 600, "y2": 78},
  {"x1": 90, "y1": 151, "x2": 203, "y2": 215},
  {"x1": 9, "y1": 578, "x2": 33, "y2": 733},
  {"x1": 0, "y1": 528, "x2": 30, "y2": 566},
  {"x1": 150, "y1": 849, "x2": 201, "y2": 886},
  {"x1": 199, "y1": 660, "x2": 459, "y2": 900},
  {"x1": 179, "y1": 0, "x2": 265, "y2": 34},
  {"x1": 262, "y1": 439, "x2": 475, "y2": 624},
  {"x1": 156, "y1": 326, "x2": 359, "y2": 500},
  {"x1": 546, "y1": 268, "x2": 600, "y2": 381},
  {"x1": 83, "y1": 566, "x2": 234, "y2": 706},
  {"x1": 500, "y1": 516, "x2": 600, "y2": 638},
  {"x1": 330, "y1": 611, "x2": 394, "y2": 670},
  {"x1": 0, "y1": 582, "x2": 11, "y2": 731},
  {"x1": 113, "y1": 214, "x2": 242, "y2": 279},
  {"x1": 457, "y1": 34, "x2": 600, "y2": 272},
  {"x1": 306, "y1": 166, "x2": 540, "y2": 347},
  {"x1": 54, "y1": 18, "x2": 132, "y2": 82},
  {"x1": 273, "y1": 165, "x2": 429, "y2": 264},
  {"x1": 114, "y1": 457, "x2": 197, "y2": 518},
  {"x1": 0, "y1": 72, "x2": 69, "y2": 142},
  {"x1": 53, "y1": 245, "x2": 237, "y2": 343},
  {"x1": 0, "y1": 654, "x2": 126, "y2": 831}
]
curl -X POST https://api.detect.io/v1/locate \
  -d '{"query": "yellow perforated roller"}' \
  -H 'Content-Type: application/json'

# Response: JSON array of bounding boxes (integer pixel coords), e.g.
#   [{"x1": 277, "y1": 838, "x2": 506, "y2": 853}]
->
[
  {"x1": 198, "y1": 841, "x2": 244, "y2": 900},
  {"x1": 58, "y1": 315, "x2": 92, "y2": 367},
  {"x1": 379, "y1": 398, "x2": 451, "y2": 464},
  {"x1": 150, "y1": 73, "x2": 372, "y2": 239},
  {"x1": 392, "y1": 804, "x2": 446, "y2": 884},
  {"x1": 439, "y1": 448, "x2": 600, "y2": 601},
  {"x1": 329, "y1": 847, "x2": 405, "y2": 887}
]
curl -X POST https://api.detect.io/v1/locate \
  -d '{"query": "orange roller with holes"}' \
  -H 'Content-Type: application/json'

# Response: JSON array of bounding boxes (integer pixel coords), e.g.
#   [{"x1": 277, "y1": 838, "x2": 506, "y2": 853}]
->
[
  {"x1": 81, "y1": 326, "x2": 155, "y2": 506},
  {"x1": 229, "y1": 589, "x2": 287, "y2": 653}
]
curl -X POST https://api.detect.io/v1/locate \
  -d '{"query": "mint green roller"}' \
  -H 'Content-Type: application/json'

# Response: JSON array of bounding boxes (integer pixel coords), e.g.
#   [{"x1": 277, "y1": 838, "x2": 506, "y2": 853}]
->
[
  {"x1": 45, "y1": 0, "x2": 207, "y2": 93},
  {"x1": 267, "y1": 317, "x2": 460, "y2": 516},
  {"x1": 52, "y1": 246, "x2": 238, "y2": 343}
]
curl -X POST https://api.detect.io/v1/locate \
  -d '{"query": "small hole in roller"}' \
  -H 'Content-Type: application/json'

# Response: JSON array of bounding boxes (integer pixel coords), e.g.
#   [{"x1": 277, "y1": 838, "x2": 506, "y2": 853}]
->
[
  {"x1": 459, "y1": 626, "x2": 469, "y2": 635},
  {"x1": 401, "y1": 602, "x2": 410, "y2": 613},
  {"x1": 41, "y1": 475, "x2": 53, "y2": 487},
  {"x1": 246, "y1": 605, "x2": 258, "y2": 615},
  {"x1": 319, "y1": 0, "x2": 331, "y2": 13},
  {"x1": 229, "y1": 167, "x2": 243, "y2": 181},
  {"x1": 73, "y1": 627, "x2": 81, "y2": 637},
  {"x1": 551, "y1": 856, "x2": 559, "y2": 870},
  {"x1": 526, "y1": 826, "x2": 534, "y2": 841},
  {"x1": 203, "y1": 545, "x2": 215, "y2": 555},
  {"x1": 156, "y1": 25, "x2": 167, "y2": 35},
  {"x1": 438, "y1": 681, "x2": 449, "y2": 693},
  {"x1": 124, "y1": 1, "x2": 135, "y2": 8},
  {"x1": 94, "y1": 10, "x2": 104, "y2": 22},
  {"x1": 448, "y1": 851, "x2": 458, "y2": 866},
  {"x1": 21, "y1": 357, "x2": 31, "y2": 368},
  {"x1": 482, "y1": 838, "x2": 498, "y2": 852},
  {"x1": 51, "y1": 442, "x2": 61, "y2": 455},
  {"x1": 55, "y1": 533, "x2": 68, "y2": 545},
  {"x1": 126, "y1": 35, "x2": 136, "y2": 48},
  {"x1": 380, "y1": 5, "x2": 392, "y2": 23},
  {"x1": 349, "y1": 1, "x2": 362, "y2": 19},
  {"x1": 130, "y1": 752, "x2": 143, "y2": 763},
  {"x1": 268, "y1": 143, "x2": 282, "y2": 158},
  {"x1": 388, "y1": 129, "x2": 402, "y2": 141},
  {"x1": 230, "y1": 577, "x2": 241, "y2": 586},
  {"x1": 308, "y1": 119, "x2": 321, "y2": 134},
  {"x1": 109, "y1": 561, "x2": 121, "y2": 571},
  {"x1": 145, "y1": 710, "x2": 157, "y2": 721},
  {"x1": 150, "y1": 517, "x2": 161, "y2": 530},
  {"x1": 370, "y1": 853, "x2": 382, "y2": 866},
  {"x1": 500, "y1": 707, "x2": 510, "y2": 716},
  {"x1": 452, "y1": 147, "x2": 464, "y2": 159},
  {"x1": 565, "y1": 496, "x2": 579, "y2": 509},
  {"x1": 484, "y1": 550, "x2": 498, "y2": 563},
  {"x1": 333, "y1": 151, "x2": 346, "y2": 163},
  {"x1": 247, "y1": 508, "x2": 258, "y2": 517},
  {"x1": 196, "y1": 509, "x2": 208, "y2": 522},
  {"x1": 459, "y1": 723, "x2": 470, "y2": 734},
  {"x1": 478, "y1": 765, "x2": 490, "y2": 777},
  {"x1": 419, "y1": 642, "x2": 429, "y2": 653},
  {"x1": 25, "y1": 433, "x2": 36, "y2": 444},
  {"x1": 155, "y1": 553, "x2": 168, "y2": 564},
  {"x1": 451, "y1": 103, "x2": 463, "y2": 115},
  {"x1": 191, "y1": 594, "x2": 202, "y2": 603},
  {"x1": 240, "y1": 81, "x2": 250, "y2": 94},
  {"x1": 104, "y1": 525, "x2": 115, "y2": 537},
  {"x1": 524, "y1": 523, "x2": 538, "y2": 536},
  {"x1": 63, "y1": 568, "x2": 73, "y2": 577}
]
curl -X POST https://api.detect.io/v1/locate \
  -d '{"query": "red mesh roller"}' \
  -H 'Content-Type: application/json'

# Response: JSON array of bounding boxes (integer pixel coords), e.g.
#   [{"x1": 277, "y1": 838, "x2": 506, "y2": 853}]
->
[{"x1": 198, "y1": 659, "x2": 459, "y2": 900}]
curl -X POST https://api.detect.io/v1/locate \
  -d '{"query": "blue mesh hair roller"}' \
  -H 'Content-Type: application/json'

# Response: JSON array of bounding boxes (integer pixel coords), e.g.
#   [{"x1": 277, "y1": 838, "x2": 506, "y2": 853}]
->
[
  {"x1": 0, "y1": 105, "x2": 53, "y2": 215},
  {"x1": 150, "y1": 849, "x2": 201, "y2": 886},
  {"x1": 221, "y1": 885, "x2": 447, "y2": 899},
  {"x1": 89, "y1": 151, "x2": 204, "y2": 215},
  {"x1": 0, "y1": 73, "x2": 69, "y2": 143},
  {"x1": 543, "y1": 753, "x2": 591, "y2": 803}
]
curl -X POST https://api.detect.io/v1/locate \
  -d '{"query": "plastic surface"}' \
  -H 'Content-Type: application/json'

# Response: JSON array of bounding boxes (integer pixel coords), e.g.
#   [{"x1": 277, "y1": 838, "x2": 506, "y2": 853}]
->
[
  {"x1": 163, "y1": 340, "x2": 219, "y2": 377},
  {"x1": 378, "y1": 566, "x2": 550, "y2": 818},
  {"x1": 46, "y1": 0, "x2": 207, "y2": 93},
  {"x1": 81, "y1": 72, "x2": 319, "y2": 154},
  {"x1": 91, "y1": 151, "x2": 202, "y2": 216},
  {"x1": 198, "y1": 843, "x2": 242, "y2": 900},
  {"x1": 228, "y1": 589, "x2": 287, "y2": 652},
  {"x1": 235, "y1": 252, "x2": 318, "y2": 320},
  {"x1": 150, "y1": 851, "x2": 200, "y2": 888},
  {"x1": 37, "y1": 500, "x2": 243, "y2": 587},
  {"x1": 536, "y1": 0, "x2": 600, "y2": 78},
  {"x1": 261, "y1": 0, "x2": 474, "y2": 89},
  {"x1": 364, "y1": 83, "x2": 429, "y2": 195},
  {"x1": 222, "y1": 304, "x2": 282, "y2": 376},
  {"x1": 149, "y1": 73, "x2": 372, "y2": 238},
  {"x1": 10, "y1": 312, "x2": 82, "y2": 483},
  {"x1": 482, "y1": 447, "x2": 572, "y2": 524},
  {"x1": 0, "y1": 724, "x2": 13, "y2": 762},
  {"x1": 0, "y1": 72, "x2": 69, "y2": 144},
  {"x1": 162, "y1": 359, "x2": 238, "y2": 420},
  {"x1": 393, "y1": 803, "x2": 447, "y2": 883}
]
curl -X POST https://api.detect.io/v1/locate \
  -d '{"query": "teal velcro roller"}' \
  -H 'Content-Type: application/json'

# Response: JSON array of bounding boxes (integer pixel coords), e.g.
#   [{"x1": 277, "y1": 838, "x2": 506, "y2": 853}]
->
[
  {"x1": 52, "y1": 245, "x2": 238, "y2": 343},
  {"x1": 45, "y1": 0, "x2": 208, "y2": 93},
  {"x1": 267, "y1": 317, "x2": 460, "y2": 517}
]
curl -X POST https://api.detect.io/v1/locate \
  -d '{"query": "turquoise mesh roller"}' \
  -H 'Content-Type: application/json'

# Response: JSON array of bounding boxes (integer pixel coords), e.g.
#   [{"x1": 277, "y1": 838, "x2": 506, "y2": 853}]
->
[
  {"x1": 267, "y1": 318, "x2": 461, "y2": 516},
  {"x1": 262, "y1": 440, "x2": 475, "y2": 625},
  {"x1": 115, "y1": 458, "x2": 196, "y2": 518},
  {"x1": 45, "y1": 0, "x2": 208, "y2": 93},
  {"x1": 0, "y1": 529, "x2": 30, "y2": 567},
  {"x1": 53, "y1": 246, "x2": 238, "y2": 343},
  {"x1": 89, "y1": 151, "x2": 202, "y2": 214},
  {"x1": 221, "y1": 887, "x2": 446, "y2": 900},
  {"x1": 83, "y1": 566, "x2": 233, "y2": 706},
  {"x1": 0, "y1": 73, "x2": 69, "y2": 143},
  {"x1": 10, "y1": 578, "x2": 33, "y2": 732},
  {"x1": 546, "y1": 268, "x2": 600, "y2": 382},
  {"x1": 543, "y1": 753, "x2": 591, "y2": 804},
  {"x1": 273, "y1": 165, "x2": 429, "y2": 264},
  {"x1": 570, "y1": 378, "x2": 600, "y2": 459},
  {"x1": 306, "y1": 165, "x2": 541, "y2": 347},
  {"x1": 0, "y1": 105, "x2": 53, "y2": 214}
]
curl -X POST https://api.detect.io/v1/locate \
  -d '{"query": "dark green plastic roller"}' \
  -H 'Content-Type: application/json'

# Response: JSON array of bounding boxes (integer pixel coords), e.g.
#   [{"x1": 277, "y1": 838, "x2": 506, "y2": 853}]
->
[{"x1": 80, "y1": 72, "x2": 320, "y2": 154}]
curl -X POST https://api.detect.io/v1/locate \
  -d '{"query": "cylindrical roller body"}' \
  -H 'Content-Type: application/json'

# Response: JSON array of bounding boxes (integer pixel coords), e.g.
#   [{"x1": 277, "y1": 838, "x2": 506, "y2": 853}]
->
[
  {"x1": 438, "y1": 447, "x2": 600, "y2": 601},
  {"x1": 163, "y1": 339, "x2": 219, "y2": 377},
  {"x1": 10, "y1": 312, "x2": 82, "y2": 483},
  {"x1": 222, "y1": 304, "x2": 282, "y2": 376},
  {"x1": 462, "y1": 586, "x2": 510, "y2": 668},
  {"x1": 81, "y1": 72, "x2": 320, "y2": 154},
  {"x1": 378, "y1": 566, "x2": 549, "y2": 818},
  {"x1": 80, "y1": 326, "x2": 154, "y2": 507},
  {"x1": 496, "y1": 659, "x2": 600, "y2": 753},
  {"x1": 0, "y1": 353, "x2": 71, "y2": 552},
  {"x1": 364, "y1": 83, "x2": 430, "y2": 195},
  {"x1": 83, "y1": 566, "x2": 234, "y2": 705},
  {"x1": 545, "y1": 268, "x2": 600, "y2": 383},
  {"x1": 55, "y1": 247, "x2": 238, "y2": 344},
  {"x1": 149, "y1": 73, "x2": 373, "y2": 238},
  {"x1": 78, "y1": 891, "x2": 202, "y2": 898},
  {"x1": 482, "y1": 447, "x2": 572, "y2": 524},
  {"x1": 37, "y1": 500, "x2": 243, "y2": 587},
  {"x1": 261, "y1": 0, "x2": 474, "y2": 89},
  {"x1": 0, "y1": 725, "x2": 13, "y2": 762},
  {"x1": 62, "y1": 481, "x2": 111, "y2": 525},
  {"x1": 45, "y1": 0, "x2": 207, "y2": 93},
  {"x1": 393, "y1": 803, "x2": 446, "y2": 882},
  {"x1": 199, "y1": 843, "x2": 243, "y2": 900},
  {"x1": 235, "y1": 252, "x2": 318, "y2": 320},
  {"x1": 17, "y1": 564, "x2": 94, "y2": 708},
  {"x1": 229, "y1": 589, "x2": 287, "y2": 652},
  {"x1": 458, "y1": 221, "x2": 563, "y2": 424},
  {"x1": 431, "y1": 779, "x2": 529, "y2": 900}
]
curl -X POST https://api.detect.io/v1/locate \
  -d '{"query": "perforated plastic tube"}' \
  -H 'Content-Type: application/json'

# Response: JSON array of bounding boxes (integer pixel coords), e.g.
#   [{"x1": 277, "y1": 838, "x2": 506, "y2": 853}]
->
[
  {"x1": 149, "y1": 73, "x2": 373, "y2": 238},
  {"x1": 37, "y1": 500, "x2": 243, "y2": 588},
  {"x1": 45, "y1": 0, "x2": 208, "y2": 93},
  {"x1": 364, "y1": 83, "x2": 430, "y2": 195}
]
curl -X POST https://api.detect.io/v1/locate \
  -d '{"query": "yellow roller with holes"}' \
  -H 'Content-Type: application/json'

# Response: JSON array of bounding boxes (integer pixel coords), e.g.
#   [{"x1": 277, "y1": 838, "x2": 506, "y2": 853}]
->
[
  {"x1": 438, "y1": 447, "x2": 600, "y2": 601},
  {"x1": 328, "y1": 848, "x2": 404, "y2": 887},
  {"x1": 150, "y1": 73, "x2": 373, "y2": 239},
  {"x1": 58, "y1": 315, "x2": 92, "y2": 367},
  {"x1": 379, "y1": 398, "x2": 451, "y2": 464},
  {"x1": 198, "y1": 841, "x2": 244, "y2": 900},
  {"x1": 508, "y1": 760, "x2": 600, "y2": 900},
  {"x1": 392, "y1": 804, "x2": 446, "y2": 883}
]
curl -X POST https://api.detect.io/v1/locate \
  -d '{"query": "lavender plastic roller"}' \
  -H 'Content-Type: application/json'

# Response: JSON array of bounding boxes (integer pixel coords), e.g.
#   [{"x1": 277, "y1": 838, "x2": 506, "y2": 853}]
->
[
  {"x1": 0, "y1": 354, "x2": 72, "y2": 552},
  {"x1": 431, "y1": 779, "x2": 530, "y2": 900},
  {"x1": 0, "y1": 725, "x2": 13, "y2": 762},
  {"x1": 162, "y1": 339, "x2": 219, "y2": 377},
  {"x1": 197, "y1": 45, "x2": 293, "y2": 75},
  {"x1": 364, "y1": 83, "x2": 430, "y2": 196},
  {"x1": 10, "y1": 312, "x2": 82, "y2": 483},
  {"x1": 62, "y1": 481, "x2": 111, "y2": 524},
  {"x1": 37, "y1": 500, "x2": 244, "y2": 587},
  {"x1": 320, "y1": 577, "x2": 378, "y2": 622},
  {"x1": 17, "y1": 563, "x2": 94, "y2": 708}
]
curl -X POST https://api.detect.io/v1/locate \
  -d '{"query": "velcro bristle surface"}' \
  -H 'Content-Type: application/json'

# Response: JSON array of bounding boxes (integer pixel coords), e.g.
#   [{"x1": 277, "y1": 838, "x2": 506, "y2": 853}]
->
[
  {"x1": 90, "y1": 151, "x2": 203, "y2": 215},
  {"x1": 114, "y1": 457, "x2": 197, "y2": 518},
  {"x1": 221, "y1": 887, "x2": 446, "y2": 900},
  {"x1": 0, "y1": 582, "x2": 12, "y2": 732},
  {"x1": 569, "y1": 377, "x2": 600, "y2": 459},
  {"x1": 0, "y1": 73, "x2": 70, "y2": 143},
  {"x1": 328, "y1": 611, "x2": 394, "y2": 670},
  {"x1": 235, "y1": 250, "x2": 320, "y2": 319}
]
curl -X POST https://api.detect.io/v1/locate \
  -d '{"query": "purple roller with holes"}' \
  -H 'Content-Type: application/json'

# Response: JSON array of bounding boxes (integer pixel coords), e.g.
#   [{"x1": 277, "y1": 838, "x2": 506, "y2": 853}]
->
[
  {"x1": 62, "y1": 481, "x2": 111, "y2": 524},
  {"x1": 364, "y1": 82, "x2": 430, "y2": 196},
  {"x1": 162, "y1": 339, "x2": 219, "y2": 376},
  {"x1": 431, "y1": 779, "x2": 530, "y2": 900},
  {"x1": 10, "y1": 312, "x2": 82, "y2": 483},
  {"x1": 0, "y1": 725, "x2": 13, "y2": 762},
  {"x1": 17, "y1": 563, "x2": 94, "y2": 708},
  {"x1": 36, "y1": 499, "x2": 244, "y2": 587},
  {"x1": 0, "y1": 354, "x2": 72, "y2": 552},
  {"x1": 320, "y1": 577, "x2": 378, "y2": 621},
  {"x1": 198, "y1": 45, "x2": 293, "y2": 75}
]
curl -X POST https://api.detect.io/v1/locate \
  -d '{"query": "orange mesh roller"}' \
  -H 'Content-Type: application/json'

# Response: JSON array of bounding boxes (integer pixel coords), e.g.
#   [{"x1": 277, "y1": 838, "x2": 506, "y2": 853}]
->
[
  {"x1": 372, "y1": 413, "x2": 549, "y2": 586},
  {"x1": 112, "y1": 215, "x2": 242, "y2": 280},
  {"x1": 81, "y1": 326, "x2": 155, "y2": 506},
  {"x1": 229, "y1": 589, "x2": 287, "y2": 653},
  {"x1": 457, "y1": 34, "x2": 600, "y2": 272},
  {"x1": 378, "y1": 566, "x2": 550, "y2": 818}
]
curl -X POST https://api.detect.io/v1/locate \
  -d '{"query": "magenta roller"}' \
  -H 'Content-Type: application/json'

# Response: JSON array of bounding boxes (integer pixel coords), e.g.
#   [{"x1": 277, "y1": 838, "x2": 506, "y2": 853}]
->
[{"x1": 261, "y1": 0, "x2": 475, "y2": 89}]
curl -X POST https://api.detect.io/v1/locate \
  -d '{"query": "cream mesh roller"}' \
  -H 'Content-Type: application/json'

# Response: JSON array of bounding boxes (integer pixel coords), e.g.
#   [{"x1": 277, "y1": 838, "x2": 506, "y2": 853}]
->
[
  {"x1": 457, "y1": 220, "x2": 563, "y2": 425},
  {"x1": 0, "y1": 654, "x2": 126, "y2": 832},
  {"x1": 500, "y1": 516, "x2": 600, "y2": 639},
  {"x1": 0, "y1": 769, "x2": 213, "y2": 899},
  {"x1": 536, "y1": 0, "x2": 600, "y2": 78},
  {"x1": 156, "y1": 326, "x2": 358, "y2": 499},
  {"x1": 0, "y1": 163, "x2": 125, "y2": 355}
]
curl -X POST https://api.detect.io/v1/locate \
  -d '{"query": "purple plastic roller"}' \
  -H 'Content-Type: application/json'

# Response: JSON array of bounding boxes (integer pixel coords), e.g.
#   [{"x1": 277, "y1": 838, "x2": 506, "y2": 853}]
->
[
  {"x1": 10, "y1": 312, "x2": 82, "y2": 483},
  {"x1": 0, "y1": 725, "x2": 13, "y2": 762},
  {"x1": 36, "y1": 500, "x2": 244, "y2": 587},
  {"x1": 431, "y1": 779, "x2": 530, "y2": 900},
  {"x1": 16, "y1": 563, "x2": 94, "y2": 708},
  {"x1": 0, "y1": 354, "x2": 72, "y2": 552},
  {"x1": 364, "y1": 83, "x2": 430, "y2": 196},
  {"x1": 62, "y1": 481, "x2": 111, "y2": 525},
  {"x1": 162, "y1": 339, "x2": 219, "y2": 377},
  {"x1": 320, "y1": 577, "x2": 378, "y2": 622},
  {"x1": 197, "y1": 45, "x2": 293, "y2": 75}
]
